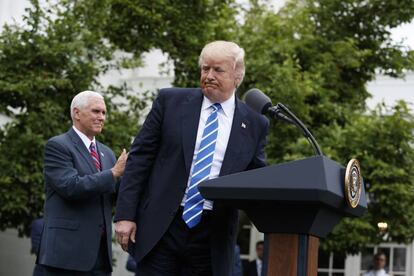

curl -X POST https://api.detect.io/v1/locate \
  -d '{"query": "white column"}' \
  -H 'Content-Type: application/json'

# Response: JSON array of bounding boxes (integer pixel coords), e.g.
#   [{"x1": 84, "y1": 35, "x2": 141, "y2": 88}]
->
[{"x1": 345, "y1": 253, "x2": 361, "y2": 276}]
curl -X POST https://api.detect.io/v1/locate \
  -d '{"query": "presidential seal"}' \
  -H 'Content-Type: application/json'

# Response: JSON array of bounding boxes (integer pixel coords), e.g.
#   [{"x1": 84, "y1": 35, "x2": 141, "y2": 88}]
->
[{"x1": 344, "y1": 159, "x2": 362, "y2": 208}]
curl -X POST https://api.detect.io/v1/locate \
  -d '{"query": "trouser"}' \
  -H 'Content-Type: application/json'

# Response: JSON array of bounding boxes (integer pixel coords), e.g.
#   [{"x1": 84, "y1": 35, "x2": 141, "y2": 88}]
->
[{"x1": 137, "y1": 206, "x2": 213, "y2": 276}]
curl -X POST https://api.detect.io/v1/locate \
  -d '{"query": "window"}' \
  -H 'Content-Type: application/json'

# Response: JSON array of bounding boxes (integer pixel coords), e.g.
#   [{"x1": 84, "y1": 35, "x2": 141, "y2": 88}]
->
[
  {"x1": 360, "y1": 245, "x2": 407, "y2": 276},
  {"x1": 318, "y1": 249, "x2": 345, "y2": 276}
]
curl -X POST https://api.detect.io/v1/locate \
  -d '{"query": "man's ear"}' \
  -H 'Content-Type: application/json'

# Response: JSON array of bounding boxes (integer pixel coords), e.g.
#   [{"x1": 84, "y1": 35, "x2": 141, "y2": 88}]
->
[
  {"x1": 73, "y1": 107, "x2": 81, "y2": 121},
  {"x1": 234, "y1": 77, "x2": 241, "y2": 88}
]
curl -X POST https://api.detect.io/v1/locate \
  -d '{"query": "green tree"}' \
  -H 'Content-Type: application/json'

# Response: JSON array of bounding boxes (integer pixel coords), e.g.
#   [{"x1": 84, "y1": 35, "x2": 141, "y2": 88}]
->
[
  {"x1": 0, "y1": 0, "x2": 143, "y2": 235},
  {"x1": 237, "y1": 0, "x2": 414, "y2": 252},
  {"x1": 103, "y1": 0, "x2": 239, "y2": 87},
  {"x1": 322, "y1": 102, "x2": 414, "y2": 252}
]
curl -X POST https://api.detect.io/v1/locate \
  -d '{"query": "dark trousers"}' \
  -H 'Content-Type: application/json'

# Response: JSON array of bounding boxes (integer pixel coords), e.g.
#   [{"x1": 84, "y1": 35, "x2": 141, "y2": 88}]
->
[
  {"x1": 33, "y1": 264, "x2": 45, "y2": 276},
  {"x1": 137, "y1": 207, "x2": 213, "y2": 276},
  {"x1": 42, "y1": 235, "x2": 111, "y2": 276}
]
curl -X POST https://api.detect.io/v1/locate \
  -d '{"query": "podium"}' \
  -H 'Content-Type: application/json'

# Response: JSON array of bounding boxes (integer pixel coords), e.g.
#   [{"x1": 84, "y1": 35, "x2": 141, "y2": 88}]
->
[{"x1": 198, "y1": 155, "x2": 367, "y2": 276}]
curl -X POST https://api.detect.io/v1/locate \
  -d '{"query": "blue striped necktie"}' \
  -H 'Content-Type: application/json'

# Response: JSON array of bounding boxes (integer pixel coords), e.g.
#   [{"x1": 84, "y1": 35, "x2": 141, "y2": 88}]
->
[{"x1": 182, "y1": 103, "x2": 222, "y2": 228}]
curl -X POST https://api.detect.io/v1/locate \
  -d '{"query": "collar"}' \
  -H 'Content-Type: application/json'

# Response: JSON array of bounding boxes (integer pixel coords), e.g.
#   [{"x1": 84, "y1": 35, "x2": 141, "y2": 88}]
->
[
  {"x1": 202, "y1": 92, "x2": 235, "y2": 117},
  {"x1": 72, "y1": 126, "x2": 96, "y2": 151}
]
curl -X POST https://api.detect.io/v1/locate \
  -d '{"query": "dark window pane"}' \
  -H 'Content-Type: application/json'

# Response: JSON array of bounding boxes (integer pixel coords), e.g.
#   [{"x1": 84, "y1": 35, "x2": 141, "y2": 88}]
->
[
  {"x1": 361, "y1": 247, "x2": 374, "y2": 270},
  {"x1": 317, "y1": 273, "x2": 328, "y2": 276},
  {"x1": 332, "y1": 273, "x2": 344, "y2": 276},
  {"x1": 318, "y1": 250, "x2": 330, "y2": 268},
  {"x1": 332, "y1": 252, "x2": 346, "y2": 268},
  {"x1": 393, "y1": 247, "x2": 406, "y2": 271}
]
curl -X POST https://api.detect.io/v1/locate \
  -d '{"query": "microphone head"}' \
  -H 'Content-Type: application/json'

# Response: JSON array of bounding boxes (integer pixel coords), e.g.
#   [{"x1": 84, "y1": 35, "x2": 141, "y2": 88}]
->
[{"x1": 244, "y1": 88, "x2": 272, "y2": 115}]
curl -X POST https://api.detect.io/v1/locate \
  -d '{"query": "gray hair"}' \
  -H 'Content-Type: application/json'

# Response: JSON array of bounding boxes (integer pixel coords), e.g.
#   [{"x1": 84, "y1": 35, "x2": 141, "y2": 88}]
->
[
  {"x1": 70, "y1": 90, "x2": 104, "y2": 120},
  {"x1": 198, "y1": 40, "x2": 245, "y2": 85}
]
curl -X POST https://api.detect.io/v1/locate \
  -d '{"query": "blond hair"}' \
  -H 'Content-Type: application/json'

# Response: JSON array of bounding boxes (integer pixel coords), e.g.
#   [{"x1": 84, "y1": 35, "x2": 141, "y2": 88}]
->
[{"x1": 199, "y1": 41, "x2": 245, "y2": 86}]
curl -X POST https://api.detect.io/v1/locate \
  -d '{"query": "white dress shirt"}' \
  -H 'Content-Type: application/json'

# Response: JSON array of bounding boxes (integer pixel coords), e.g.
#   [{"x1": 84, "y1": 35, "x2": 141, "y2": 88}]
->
[
  {"x1": 363, "y1": 269, "x2": 390, "y2": 276},
  {"x1": 73, "y1": 126, "x2": 95, "y2": 153},
  {"x1": 256, "y1": 259, "x2": 263, "y2": 276},
  {"x1": 181, "y1": 93, "x2": 236, "y2": 210}
]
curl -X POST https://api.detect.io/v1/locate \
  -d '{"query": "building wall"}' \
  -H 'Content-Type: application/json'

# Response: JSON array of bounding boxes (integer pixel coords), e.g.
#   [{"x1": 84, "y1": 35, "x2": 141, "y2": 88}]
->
[{"x1": 366, "y1": 72, "x2": 414, "y2": 109}]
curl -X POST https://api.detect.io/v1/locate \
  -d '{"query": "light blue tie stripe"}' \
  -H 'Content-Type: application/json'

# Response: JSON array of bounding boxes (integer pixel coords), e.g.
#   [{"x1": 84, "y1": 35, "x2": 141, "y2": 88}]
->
[{"x1": 183, "y1": 103, "x2": 221, "y2": 228}]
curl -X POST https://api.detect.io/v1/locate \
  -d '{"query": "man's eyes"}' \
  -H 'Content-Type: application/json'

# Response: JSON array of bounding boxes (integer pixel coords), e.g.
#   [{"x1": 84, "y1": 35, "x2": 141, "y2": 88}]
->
[
  {"x1": 92, "y1": 109, "x2": 105, "y2": 114},
  {"x1": 202, "y1": 67, "x2": 226, "y2": 73}
]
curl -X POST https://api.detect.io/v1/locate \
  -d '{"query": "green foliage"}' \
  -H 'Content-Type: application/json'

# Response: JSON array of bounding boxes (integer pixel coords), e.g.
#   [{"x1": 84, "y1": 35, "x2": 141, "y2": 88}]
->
[
  {"x1": 321, "y1": 103, "x2": 414, "y2": 252},
  {"x1": 238, "y1": 0, "x2": 414, "y2": 252},
  {"x1": 0, "y1": 0, "x2": 142, "y2": 235},
  {"x1": 103, "y1": 0, "x2": 239, "y2": 87}
]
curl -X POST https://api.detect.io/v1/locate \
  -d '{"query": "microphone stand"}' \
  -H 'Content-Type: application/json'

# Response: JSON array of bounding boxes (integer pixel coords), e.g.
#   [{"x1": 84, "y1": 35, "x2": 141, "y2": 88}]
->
[{"x1": 269, "y1": 103, "x2": 323, "y2": 156}]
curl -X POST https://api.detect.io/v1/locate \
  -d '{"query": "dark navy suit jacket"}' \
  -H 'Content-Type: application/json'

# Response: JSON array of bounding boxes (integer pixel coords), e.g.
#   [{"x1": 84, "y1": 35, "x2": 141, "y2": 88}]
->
[
  {"x1": 246, "y1": 260, "x2": 260, "y2": 276},
  {"x1": 114, "y1": 88, "x2": 268, "y2": 276},
  {"x1": 38, "y1": 128, "x2": 117, "y2": 271}
]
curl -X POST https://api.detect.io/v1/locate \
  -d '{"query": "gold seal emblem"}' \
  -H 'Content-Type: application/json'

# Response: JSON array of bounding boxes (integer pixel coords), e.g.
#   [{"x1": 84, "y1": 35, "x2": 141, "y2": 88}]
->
[{"x1": 344, "y1": 159, "x2": 362, "y2": 208}]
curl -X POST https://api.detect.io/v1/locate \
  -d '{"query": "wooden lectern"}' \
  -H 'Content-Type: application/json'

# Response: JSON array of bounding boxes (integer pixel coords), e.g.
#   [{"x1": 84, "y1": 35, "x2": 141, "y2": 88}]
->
[{"x1": 198, "y1": 155, "x2": 367, "y2": 276}]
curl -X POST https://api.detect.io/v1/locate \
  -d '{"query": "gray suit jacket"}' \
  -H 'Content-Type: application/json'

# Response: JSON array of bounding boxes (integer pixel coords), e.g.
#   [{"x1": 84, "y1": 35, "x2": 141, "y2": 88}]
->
[{"x1": 38, "y1": 128, "x2": 117, "y2": 271}]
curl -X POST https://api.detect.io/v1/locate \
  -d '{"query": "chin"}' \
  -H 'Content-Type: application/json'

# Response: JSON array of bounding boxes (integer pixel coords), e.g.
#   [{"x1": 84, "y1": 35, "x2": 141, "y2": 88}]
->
[
  {"x1": 93, "y1": 128, "x2": 103, "y2": 134},
  {"x1": 203, "y1": 90, "x2": 219, "y2": 101}
]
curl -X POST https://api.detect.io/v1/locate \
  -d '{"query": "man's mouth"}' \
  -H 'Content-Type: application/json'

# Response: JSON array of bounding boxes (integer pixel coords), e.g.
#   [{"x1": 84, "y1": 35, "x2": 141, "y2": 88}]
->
[{"x1": 205, "y1": 82, "x2": 218, "y2": 87}]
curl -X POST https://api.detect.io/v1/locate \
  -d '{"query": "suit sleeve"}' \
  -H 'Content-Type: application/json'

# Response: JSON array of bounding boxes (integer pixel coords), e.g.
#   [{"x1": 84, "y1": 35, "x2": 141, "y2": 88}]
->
[
  {"x1": 43, "y1": 139, "x2": 116, "y2": 200},
  {"x1": 114, "y1": 91, "x2": 165, "y2": 222},
  {"x1": 247, "y1": 117, "x2": 269, "y2": 170}
]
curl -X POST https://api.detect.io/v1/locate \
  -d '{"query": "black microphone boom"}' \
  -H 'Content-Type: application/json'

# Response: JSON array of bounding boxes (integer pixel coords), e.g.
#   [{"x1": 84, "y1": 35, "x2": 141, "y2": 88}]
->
[
  {"x1": 244, "y1": 88, "x2": 295, "y2": 125},
  {"x1": 244, "y1": 88, "x2": 323, "y2": 156}
]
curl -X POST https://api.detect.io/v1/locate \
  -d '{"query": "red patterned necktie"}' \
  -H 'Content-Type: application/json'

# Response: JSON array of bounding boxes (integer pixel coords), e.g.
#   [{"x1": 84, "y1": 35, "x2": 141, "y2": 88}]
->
[{"x1": 89, "y1": 142, "x2": 101, "y2": 171}]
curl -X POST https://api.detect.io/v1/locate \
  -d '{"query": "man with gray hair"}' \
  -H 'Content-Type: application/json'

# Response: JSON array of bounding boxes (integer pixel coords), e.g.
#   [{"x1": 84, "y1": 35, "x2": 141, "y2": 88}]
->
[
  {"x1": 114, "y1": 41, "x2": 269, "y2": 275},
  {"x1": 37, "y1": 91, "x2": 128, "y2": 275}
]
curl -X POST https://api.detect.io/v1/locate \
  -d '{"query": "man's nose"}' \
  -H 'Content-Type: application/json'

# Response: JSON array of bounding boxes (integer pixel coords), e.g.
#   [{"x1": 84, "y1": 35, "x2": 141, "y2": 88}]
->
[{"x1": 206, "y1": 69, "x2": 215, "y2": 80}]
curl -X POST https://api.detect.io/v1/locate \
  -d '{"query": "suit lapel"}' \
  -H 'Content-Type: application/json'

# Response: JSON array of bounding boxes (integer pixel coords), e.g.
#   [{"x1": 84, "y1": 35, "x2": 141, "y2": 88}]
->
[
  {"x1": 220, "y1": 98, "x2": 249, "y2": 176},
  {"x1": 67, "y1": 128, "x2": 98, "y2": 173},
  {"x1": 181, "y1": 89, "x2": 203, "y2": 175}
]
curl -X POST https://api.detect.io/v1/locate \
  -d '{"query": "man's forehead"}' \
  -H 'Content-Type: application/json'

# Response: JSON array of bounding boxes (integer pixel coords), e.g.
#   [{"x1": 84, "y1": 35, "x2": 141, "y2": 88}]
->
[
  {"x1": 87, "y1": 97, "x2": 106, "y2": 107},
  {"x1": 201, "y1": 56, "x2": 234, "y2": 67}
]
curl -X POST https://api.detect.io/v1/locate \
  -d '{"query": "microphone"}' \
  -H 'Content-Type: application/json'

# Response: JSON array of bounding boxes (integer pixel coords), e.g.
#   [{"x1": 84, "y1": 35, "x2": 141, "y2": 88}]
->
[
  {"x1": 244, "y1": 88, "x2": 295, "y2": 124},
  {"x1": 243, "y1": 88, "x2": 323, "y2": 156}
]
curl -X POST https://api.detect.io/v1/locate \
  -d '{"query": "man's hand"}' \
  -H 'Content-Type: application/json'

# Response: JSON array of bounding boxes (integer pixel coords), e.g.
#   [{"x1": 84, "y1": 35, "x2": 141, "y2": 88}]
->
[
  {"x1": 115, "y1": 220, "x2": 136, "y2": 251},
  {"x1": 111, "y1": 149, "x2": 128, "y2": 180}
]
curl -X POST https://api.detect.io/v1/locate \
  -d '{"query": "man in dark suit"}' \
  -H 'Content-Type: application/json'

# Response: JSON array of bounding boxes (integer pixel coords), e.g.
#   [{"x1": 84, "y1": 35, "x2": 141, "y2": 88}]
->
[
  {"x1": 37, "y1": 91, "x2": 128, "y2": 275},
  {"x1": 114, "y1": 40, "x2": 269, "y2": 276},
  {"x1": 246, "y1": 241, "x2": 264, "y2": 276}
]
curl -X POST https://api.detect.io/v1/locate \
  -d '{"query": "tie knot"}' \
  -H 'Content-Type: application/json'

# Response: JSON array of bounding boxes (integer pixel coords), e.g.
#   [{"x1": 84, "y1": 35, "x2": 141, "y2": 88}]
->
[
  {"x1": 90, "y1": 142, "x2": 96, "y2": 152},
  {"x1": 211, "y1": 103, "x2": 222, "y2": 112}
]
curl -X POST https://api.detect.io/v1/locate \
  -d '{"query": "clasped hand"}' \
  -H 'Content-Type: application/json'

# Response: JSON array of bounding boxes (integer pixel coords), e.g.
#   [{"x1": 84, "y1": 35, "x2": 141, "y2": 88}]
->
[{"x1": 115, "y1": 220, "x2": 136, "y2": 251}]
